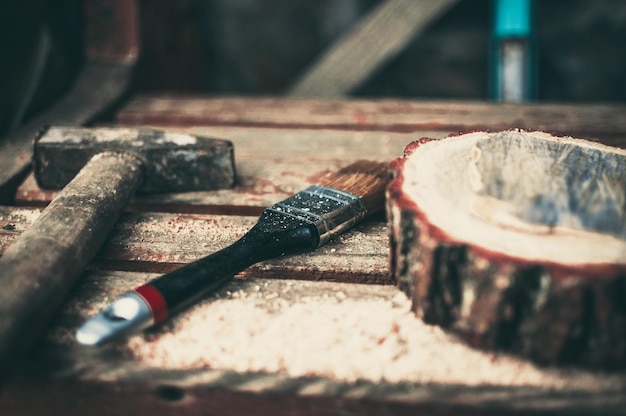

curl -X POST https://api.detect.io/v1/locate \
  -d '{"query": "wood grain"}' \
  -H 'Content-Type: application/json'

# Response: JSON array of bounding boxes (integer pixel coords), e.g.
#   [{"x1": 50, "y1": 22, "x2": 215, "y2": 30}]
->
[
  {"x1": 1, "y1": 271, "x2": 624, "y2": 415},
  {"x1": 116, "y1": 95, "x2": 626, "y2": 144},
  {"x1": 15, "y1": 127, "x2": 420, "y2": 209},
  {"x1": 0, "y1": 153, "x2": 142, "y2": 377},
  {"x1": 388, "y1": 130, "x2": 626, "y2": 368},
  {"x1": 4, "y1": 96, "x2": 626, "y2": 413},
  {"x1": 0, "y1": 207, "x2": 390, "y2": 284}
]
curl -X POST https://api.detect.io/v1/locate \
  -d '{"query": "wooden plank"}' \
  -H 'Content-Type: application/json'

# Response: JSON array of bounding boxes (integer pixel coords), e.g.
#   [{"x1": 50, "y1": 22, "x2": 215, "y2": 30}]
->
[
  {"x1": 116, "y1": 95, "x2": 626, "y2": 144},
  {"x1": 0, "y1": 207, "x2": 389, "y2": 284},
  {"x1": 5, "y1": 95, "x2": 626, "y2": 414},
  {"x1": 15, "y1": 126, "x2": 424, "y2": 209},
  {"x1": 288, "y1": 0, "x2": 459, "y2": 97},
  {"x1": 1, "y1": 272, "x2": 624, "y2": 415}
]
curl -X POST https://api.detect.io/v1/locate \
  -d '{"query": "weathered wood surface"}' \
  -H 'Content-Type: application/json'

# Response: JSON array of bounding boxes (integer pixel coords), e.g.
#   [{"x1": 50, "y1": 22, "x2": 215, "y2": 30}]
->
[
  {"x1": 117, "y1": 95, "x2": 626, "y2": 144},
  {"x1": 0, "y1": 153, "x2": 143, "y2": 377},
  {"x1": 4, "y1": 97, "x2": 626, "y2": 414},
  {"x1": 0, "y1": 207, "x2": 390, "y2": 284},
  {"x1": 1, "y1": 271, "x2": 625, "y2": 416},
  {"x1": 0, "y1": 126, "x2": 237, "y2": 377},
  {"x1": 15, "y1": 127, "x2": 421, "y2": 209},
  {"x1": 16, "y1": 96, "x2": 626, "y2": 207},
  {"x1": 387, "y1": 130, "x2": 626, "y2": 368}
]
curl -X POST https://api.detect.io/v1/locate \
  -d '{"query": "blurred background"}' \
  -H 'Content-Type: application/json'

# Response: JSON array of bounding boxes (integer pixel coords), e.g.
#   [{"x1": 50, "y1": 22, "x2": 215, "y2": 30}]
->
[{"x1": 1, "y1": 0, "x2": 625, "y2": 136}]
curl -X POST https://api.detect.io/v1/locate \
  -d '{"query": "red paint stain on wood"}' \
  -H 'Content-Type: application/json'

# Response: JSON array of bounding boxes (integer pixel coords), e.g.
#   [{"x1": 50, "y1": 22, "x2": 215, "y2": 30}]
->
[{"x1": 353, "y1": 112, "x2": 371, "y2": 126}]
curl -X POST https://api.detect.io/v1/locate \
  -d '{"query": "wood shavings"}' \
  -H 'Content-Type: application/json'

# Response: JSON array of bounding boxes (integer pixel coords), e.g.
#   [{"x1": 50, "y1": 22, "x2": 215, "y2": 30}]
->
[{"x1": 125, "y1": 278, "x2": 626, "y2": 390}]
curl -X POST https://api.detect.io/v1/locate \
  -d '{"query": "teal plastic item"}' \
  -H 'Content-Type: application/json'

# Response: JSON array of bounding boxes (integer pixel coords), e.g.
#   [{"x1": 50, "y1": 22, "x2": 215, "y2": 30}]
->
[{"x1": 494, "y1": 0, "x2": 531, "y2": 38}]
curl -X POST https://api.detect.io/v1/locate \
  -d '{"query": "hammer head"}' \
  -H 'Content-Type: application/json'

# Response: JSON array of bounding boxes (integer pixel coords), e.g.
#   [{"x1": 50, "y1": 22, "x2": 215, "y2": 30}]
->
[{"x1": 34, "y1": 126, "x2": 236, "y2": 193}]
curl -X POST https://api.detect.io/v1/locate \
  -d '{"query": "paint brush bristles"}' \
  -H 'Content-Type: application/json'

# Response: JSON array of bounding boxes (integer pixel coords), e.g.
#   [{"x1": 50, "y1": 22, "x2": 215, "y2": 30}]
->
[
  {"x1": 319, "y1": 160, "x2": 389, "y2": 216},
  {"x1": 76, "y1": 160, "x2": 390, "y2": 346}
]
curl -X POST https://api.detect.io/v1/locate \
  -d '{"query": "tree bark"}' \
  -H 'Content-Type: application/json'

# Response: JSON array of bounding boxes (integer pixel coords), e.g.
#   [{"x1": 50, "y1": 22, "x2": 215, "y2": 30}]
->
[{"x1": 387, "y1": 130, "x2": 626, "y2": 368}]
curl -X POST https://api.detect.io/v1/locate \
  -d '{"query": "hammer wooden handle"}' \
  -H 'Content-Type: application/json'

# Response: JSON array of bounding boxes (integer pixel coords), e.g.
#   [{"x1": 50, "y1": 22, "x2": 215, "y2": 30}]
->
[{"x1": 0, "y1": 152, "x2": 142, "y2": 377}]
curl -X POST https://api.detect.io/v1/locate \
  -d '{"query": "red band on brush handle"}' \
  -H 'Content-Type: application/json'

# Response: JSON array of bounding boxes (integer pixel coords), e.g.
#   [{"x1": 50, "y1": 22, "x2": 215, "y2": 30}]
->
[{"x1": 135, "y1": 284, "x2": 169, "y2": 324}]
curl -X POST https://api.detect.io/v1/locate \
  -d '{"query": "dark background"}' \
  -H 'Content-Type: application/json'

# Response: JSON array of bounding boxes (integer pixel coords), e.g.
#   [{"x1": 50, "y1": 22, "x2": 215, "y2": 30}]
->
[{"x1": 1, "y1": 0, "x2": 626, "y2": 135}]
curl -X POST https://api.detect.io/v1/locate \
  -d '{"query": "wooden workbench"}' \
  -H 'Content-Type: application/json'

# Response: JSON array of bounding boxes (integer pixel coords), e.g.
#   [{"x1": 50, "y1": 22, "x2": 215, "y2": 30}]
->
[{"x1": 1, "y1": 96, "x2": 626, "y2": 415}]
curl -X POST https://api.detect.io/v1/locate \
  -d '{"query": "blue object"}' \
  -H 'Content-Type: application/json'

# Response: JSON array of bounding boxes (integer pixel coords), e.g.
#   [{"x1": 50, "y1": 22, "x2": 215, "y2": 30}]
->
[
  {"x1": 494, "y1": 0, "x2": 532, "y2": 38},
  {"x1": 491, "y1": 0, "x2": 535, "y2": 101}
]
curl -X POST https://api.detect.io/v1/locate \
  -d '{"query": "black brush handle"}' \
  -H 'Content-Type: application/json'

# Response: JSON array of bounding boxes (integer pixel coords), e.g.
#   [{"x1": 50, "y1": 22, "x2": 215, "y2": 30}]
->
[
  {"x1": 136, "y1": 213, "x2": 320, "y2": 322},
  {"x1": 76, "y1": 184, "x2": 370, "y2": 345}
]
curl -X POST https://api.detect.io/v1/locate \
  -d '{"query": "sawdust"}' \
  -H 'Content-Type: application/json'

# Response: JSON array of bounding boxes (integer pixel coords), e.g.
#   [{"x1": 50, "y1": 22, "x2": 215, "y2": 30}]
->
[
  {"x1": 0, "y1": 208, "x2": 43, "y2": 228},
  {"x1": 126, "y1": 279, "x2": 625, "y2": 390}
]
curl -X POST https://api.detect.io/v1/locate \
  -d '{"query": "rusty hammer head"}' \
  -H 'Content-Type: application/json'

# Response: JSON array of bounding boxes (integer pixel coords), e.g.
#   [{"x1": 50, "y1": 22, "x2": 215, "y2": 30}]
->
[{"x1": 33, "y1": 126, "x2": 236, "y2": 193}]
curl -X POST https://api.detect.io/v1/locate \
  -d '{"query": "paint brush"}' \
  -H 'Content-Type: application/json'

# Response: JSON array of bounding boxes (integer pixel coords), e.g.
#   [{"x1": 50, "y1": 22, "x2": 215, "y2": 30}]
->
[{"x1": 76, "y1": 160, "x2": 389, "y2": 345}]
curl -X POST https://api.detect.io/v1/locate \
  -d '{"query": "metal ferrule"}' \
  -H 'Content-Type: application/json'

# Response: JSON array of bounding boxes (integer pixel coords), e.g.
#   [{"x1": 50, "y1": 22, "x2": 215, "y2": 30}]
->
[
  {"x1": 75, "y1": 291, "x2": 153, "y2": 346},
  {"x1": 265, "y1": 185, "x2": 367, "y2": 247}
]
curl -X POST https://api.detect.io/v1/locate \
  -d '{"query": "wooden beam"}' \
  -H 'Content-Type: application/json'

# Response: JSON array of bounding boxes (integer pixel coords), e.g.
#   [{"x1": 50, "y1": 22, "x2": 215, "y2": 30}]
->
[
  {"x1": 288, "y1": 0, "x2": 460, "y2": 97},
  {"x1": 115, "y1": 95, "x2": 626, "y2": 145},
  {"x1": 0, "y1": 207, "x2": 390, "y2": 283},
  {"x1": 14, "y1": 126, "x2": 417, "y2": 210}
]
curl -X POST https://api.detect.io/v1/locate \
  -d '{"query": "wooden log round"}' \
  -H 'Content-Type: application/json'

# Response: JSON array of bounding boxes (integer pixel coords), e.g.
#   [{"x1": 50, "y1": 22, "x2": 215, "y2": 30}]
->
[{"x1": 387, "y1": 129, "x2": 626, "y2": 368}]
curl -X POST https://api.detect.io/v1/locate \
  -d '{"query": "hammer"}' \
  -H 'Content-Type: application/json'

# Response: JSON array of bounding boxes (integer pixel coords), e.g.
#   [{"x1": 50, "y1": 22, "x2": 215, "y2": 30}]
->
[{"x1": 0, "y1": 126, "x2": 235, "y2": 377}]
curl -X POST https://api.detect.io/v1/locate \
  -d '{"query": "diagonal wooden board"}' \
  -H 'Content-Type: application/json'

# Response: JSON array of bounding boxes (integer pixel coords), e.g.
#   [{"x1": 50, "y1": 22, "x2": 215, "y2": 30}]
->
[
  {"x1": 287, "y1": 0, "x2": 460, "y2": 97},
  {"x1": 0, "y1": 0, "x2": 139, "y2": 203}
]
